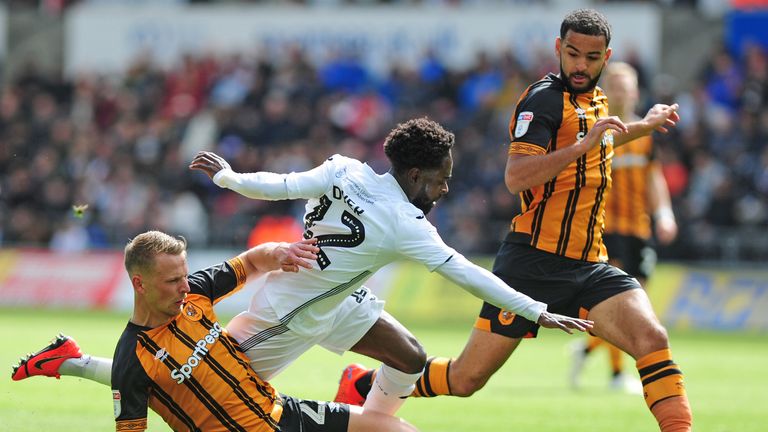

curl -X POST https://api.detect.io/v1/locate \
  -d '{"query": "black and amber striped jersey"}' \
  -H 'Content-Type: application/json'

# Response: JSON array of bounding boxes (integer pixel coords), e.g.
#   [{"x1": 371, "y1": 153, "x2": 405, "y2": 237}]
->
[
  {"x1": 112, "y1": 257, "x2": 282, "y2": 432},
  {"x1": 604, "y1": 134, "x2": 655, "y2": 240},
  {"x1": 507, "y1": 73, "x2": 613, "y2": 263}
]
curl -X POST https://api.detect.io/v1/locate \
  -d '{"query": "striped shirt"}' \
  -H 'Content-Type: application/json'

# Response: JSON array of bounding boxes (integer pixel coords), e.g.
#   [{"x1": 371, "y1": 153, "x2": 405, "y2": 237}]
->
[
  {"x1": 507, "y1": 73, "x2": 613, "y2": 262},
  {"x1": 112, "y1": 258, "x2": 282, "y2": 432}
]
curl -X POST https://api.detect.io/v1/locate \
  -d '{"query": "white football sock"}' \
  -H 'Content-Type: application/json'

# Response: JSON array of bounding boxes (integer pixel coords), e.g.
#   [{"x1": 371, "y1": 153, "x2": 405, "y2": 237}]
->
[
  {"x1": 362, "y1": 364, "x2": 422, "y2": 416},
  {"x1": 59, "y1": 355, "x2": 113, "y2": 386}
]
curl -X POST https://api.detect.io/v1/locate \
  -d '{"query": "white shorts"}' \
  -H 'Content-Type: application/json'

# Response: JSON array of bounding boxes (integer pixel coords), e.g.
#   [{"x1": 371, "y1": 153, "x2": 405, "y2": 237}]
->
[{"x1": 225, "y1": 286, "x2": 384, "y2": 381}]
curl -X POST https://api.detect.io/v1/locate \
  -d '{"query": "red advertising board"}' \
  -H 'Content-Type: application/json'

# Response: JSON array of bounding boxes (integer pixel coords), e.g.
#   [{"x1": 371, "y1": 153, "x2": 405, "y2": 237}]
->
[{"x1": 0, "y1": 249, "x2": 125, "y2": 308}]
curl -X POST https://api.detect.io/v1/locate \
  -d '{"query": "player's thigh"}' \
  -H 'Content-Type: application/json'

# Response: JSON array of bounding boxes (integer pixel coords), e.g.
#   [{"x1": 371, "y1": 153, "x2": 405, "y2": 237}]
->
[
  {"x1": 589, "y1": 288, "x2": 668, "y2": 359},
  {"x1": 347, "y1": 405, "x2": 417, "y2": 432},
  {"x1": 278, "y1": 395, "x2": 351, "y2": 432}
]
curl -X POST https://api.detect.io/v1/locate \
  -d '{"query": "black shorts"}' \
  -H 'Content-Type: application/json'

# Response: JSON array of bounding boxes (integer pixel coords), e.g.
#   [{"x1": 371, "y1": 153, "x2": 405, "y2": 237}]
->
[
  {"x1": 603, "y1": 233, "x2": 656, "y2": 281},
  {"x1": 476, "y1": 242, "x2": 641, "y2": 339},
  {"x1": 277, "y1": 394, "x2": 350, "y2": 432}
]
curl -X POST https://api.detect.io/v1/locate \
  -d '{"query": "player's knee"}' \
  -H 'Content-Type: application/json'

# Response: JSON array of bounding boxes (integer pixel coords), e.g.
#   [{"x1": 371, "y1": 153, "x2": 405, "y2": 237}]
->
[
  {"x1": 633, "y1": 323, "x2": 669, "y2": 355},
  {"x1": 646, "y1": 324, "x2": 669, "y2": 349},
  {"x1": 448, "y1": 371, "x2": 488, "y2": 397}
]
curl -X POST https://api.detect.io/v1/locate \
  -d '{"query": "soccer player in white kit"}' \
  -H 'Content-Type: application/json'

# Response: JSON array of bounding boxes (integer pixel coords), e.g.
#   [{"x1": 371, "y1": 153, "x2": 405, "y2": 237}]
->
[{"x1": 189, "y1": 117, "x2": 592, "y2": 415}]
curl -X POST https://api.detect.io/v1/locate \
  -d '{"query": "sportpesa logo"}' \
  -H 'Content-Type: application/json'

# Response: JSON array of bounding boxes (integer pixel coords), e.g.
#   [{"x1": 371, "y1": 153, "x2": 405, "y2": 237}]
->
[{"x1": 170, "y1": 322, "x2": 224, "y2": 384}]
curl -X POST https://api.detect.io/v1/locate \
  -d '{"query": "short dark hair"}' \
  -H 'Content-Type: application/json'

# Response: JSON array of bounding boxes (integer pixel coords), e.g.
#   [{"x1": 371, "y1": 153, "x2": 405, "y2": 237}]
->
[
  {"x1": 383, "y1": 117, "x2": 454, "y2": 173},
  {"x1": 561, "y1": 9, "x2": 611, "y2": 47}
]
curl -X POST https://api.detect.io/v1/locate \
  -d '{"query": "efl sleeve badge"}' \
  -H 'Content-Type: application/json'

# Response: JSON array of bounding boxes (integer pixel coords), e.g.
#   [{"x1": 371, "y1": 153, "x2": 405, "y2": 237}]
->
[{"x1": 514, "y1": 111, "x2": 534, "y2": 138}]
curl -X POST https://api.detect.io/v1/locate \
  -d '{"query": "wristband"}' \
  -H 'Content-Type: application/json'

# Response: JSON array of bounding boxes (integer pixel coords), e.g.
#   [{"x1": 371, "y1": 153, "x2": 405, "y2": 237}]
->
[{"x1": 654, "y1": 207, "x2": 675, "y2": 221}]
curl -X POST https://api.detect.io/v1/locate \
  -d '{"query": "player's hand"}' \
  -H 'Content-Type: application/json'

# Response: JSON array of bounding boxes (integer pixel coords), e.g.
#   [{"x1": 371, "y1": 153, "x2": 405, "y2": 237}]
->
[
  {"x1": 189, "y1": 151, "x2": 232, "y2": 179},
  {"x1": 276, "y1": 238, "x2": 319, "y2": 272},
  {"x1": 642, "y1": 103, "x2": 680, "y2": 134},
  {"x1": 537, "y1": 311, "x2": 593, "y2": 334},
  {"x1": 655, "y1": 215, "x2": 678, "y2": 245},
  {"x1": 581, "y1": 116, "x2": 628, "y2": 150}
]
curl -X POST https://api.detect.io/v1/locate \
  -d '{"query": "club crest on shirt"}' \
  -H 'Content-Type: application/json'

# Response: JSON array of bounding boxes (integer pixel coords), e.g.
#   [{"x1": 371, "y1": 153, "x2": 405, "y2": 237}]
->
[
  {"x1": 498, "y1": 309, "x2": 516, "y2": 326},
  {"x1": 113, "y1": 390, "x2": 121, "y2": 418},
  {"x1": 514, "y1": 111, "x2": 534, "y2": 138},
  {"x1": 183, "y1": 302, "x2": 202, "y2": 321}
]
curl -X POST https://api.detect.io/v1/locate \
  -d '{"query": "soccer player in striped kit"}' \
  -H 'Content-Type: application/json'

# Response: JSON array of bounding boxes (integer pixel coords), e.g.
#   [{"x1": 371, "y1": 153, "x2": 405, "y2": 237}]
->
[
  {"x1": 569, "y1": 61, "x2": 678, "y2": 394},
  {"x1": 14, "y1": 231, "x2": 418, "y2": 431}
]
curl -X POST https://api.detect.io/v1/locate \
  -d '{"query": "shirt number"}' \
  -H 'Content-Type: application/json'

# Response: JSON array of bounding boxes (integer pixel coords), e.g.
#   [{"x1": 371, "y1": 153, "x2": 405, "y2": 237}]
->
[{"x1": 304, "y1": 195, "x2": 366, "y2": 270}]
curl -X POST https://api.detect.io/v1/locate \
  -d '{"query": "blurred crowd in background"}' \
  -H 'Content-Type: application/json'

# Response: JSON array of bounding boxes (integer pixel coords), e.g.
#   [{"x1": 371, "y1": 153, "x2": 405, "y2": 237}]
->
[
  {"x1": 3, "y1": 0, "x2": 723, "y2": 13},
  {"x1": 1, "y1": 24, "x2": 767, "y2": 261}
]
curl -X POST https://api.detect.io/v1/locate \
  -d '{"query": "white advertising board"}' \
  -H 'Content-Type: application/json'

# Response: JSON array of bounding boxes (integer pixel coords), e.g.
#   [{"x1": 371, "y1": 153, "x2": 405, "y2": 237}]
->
[{"x1": 65, "y1": 4, "x2": 660, "y2": 76}]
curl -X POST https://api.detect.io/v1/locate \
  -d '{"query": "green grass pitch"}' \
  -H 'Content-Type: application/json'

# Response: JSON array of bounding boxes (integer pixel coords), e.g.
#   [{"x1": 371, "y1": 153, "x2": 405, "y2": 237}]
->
[{"x1": 1, "y1": 307, "x2": 766, "y2": 431}]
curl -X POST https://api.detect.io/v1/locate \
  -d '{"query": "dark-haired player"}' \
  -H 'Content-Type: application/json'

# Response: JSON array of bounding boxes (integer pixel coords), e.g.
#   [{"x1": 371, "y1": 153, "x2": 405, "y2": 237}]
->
[
  {"x1": 189, "y1": 117, "x2": 591, "y2": 416},
  {"x1": 569, "y1": 61, "x2": 678, "y2": 394}
]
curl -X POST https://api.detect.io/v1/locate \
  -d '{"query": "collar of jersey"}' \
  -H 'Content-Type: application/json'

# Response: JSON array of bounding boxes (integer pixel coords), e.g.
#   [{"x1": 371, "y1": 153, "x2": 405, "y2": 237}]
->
[{"x1": 380, "y1": 171, "x2": 409, "y2": 203}]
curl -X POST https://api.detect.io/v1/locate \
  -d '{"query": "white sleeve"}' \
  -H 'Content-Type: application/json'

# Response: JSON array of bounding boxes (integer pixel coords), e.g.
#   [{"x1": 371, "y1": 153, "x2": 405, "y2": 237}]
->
[
  {"x1": 434, "y1": 254, "x2": 546, "y2": 323},
  {"x1": 395, "y1": 210, "x2": 457, "y2": 271},
  {"x1": 212, "y1": 158, "x2": 336, "y2": 200}
]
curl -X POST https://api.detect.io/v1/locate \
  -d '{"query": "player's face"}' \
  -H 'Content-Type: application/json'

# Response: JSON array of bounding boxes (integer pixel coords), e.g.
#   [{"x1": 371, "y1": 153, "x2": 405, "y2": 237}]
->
[
  {"x1": 411, "y1": 153, "x2": 452, "y2": 214},
  {"x1": 603, "y1": 72, "x2": 638, "y2": 114},
  {"x1": 142, "y1": 253, "x2": 191, "y2": 323},
  {"x1": 556, "y1": 30, "x2": 612, "y2": 93}
]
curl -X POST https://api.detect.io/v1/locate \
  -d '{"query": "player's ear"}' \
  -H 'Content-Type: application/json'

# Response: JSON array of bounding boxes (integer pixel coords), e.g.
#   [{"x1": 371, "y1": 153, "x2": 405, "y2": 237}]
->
[
  {"x1": 131, "y1": 274, "x2": 145, "y2": 294},
  {"x1": 555, "y1": 37, "x2": 562, "y2": 57},
  {"x1": 407, "y1": 167, "x2": 421, "y2": 185},
  {"x1": 605, "y1": 47, "x2": 613, "y2": 62}
]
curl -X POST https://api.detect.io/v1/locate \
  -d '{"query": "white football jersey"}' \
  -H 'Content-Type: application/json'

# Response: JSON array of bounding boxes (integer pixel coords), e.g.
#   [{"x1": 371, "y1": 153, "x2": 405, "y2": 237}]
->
[{"x1": 214, "y1": 154, "x2": 545, "y2": 340}]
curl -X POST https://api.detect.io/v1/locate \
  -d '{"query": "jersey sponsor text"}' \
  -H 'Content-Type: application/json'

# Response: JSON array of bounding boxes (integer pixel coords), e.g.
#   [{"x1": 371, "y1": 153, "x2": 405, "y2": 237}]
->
[{"x1": 170, "y1": 321, "x2": 224, "y2": 384}]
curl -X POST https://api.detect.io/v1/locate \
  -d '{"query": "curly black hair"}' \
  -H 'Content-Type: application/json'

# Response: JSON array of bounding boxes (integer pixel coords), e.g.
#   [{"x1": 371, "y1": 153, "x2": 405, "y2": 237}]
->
[
  {"x1": 383, "y1": 117, "x2": 454, "y2": 173},
  {"x1": 561, "y1": 9, "x2": 611, "y2": 47}
]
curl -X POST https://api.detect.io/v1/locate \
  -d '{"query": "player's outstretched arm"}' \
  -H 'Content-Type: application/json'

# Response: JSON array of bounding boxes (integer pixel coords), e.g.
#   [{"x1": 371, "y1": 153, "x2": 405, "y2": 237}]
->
[
  {"x1": 614, "y1": 103, "x2": 680, "y2": 147},
  {"x1": 237, "y1": 238, "x2": 319, "y2": 279},
  {"x1": 435, "y1": 254, "x2": 592, "y2": 333},
  {"x1": 189, "y1": 150, "x2": 293, "y2": 199},
  {"x1": 189, "y1": 150, "x2": 331, "y2": 200}
]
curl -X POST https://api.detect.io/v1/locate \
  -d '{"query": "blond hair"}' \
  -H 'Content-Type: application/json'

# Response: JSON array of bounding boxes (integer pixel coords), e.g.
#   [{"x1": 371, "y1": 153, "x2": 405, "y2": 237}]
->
[
  {"x1": 604, "y1": 61, "x2": 638, "y2": 84},
  {"x1": 124, "y1": 231, "x2": 187, "y2": 274}
]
